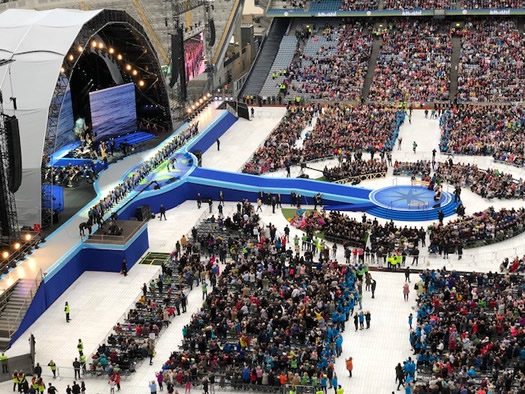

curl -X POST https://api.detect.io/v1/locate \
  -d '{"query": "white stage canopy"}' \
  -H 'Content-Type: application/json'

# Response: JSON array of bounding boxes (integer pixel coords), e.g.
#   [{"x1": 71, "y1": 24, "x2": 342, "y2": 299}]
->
[{"x1": 0, "y1": 8, "x2": 102, "y2": 227}]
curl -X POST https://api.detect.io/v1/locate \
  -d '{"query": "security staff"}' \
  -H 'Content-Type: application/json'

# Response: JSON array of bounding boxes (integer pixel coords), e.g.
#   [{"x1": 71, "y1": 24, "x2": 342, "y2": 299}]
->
[
  {"x1": 48, "y1": 360, "x2": 57, "y2": 378},
  {"x1": 64, "y1": 301, "x2": 70, "y2": 323},
  {"x1": 0, "y1": 352, "x2": 7, "y2": 373},
  {"x1": 77, "y1": 339, "x2": 84, "y2": 355}
]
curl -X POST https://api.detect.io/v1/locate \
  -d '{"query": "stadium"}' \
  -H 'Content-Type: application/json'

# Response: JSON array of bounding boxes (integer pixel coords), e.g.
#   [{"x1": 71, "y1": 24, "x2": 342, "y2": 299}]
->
[{"x1": 0, "y1": 0, "x2": 523, "y2": 392}]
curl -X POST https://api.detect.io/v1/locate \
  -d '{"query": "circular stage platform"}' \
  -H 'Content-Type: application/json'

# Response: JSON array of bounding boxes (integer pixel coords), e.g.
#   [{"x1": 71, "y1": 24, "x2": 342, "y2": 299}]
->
[
  {"x1": 369, "y1": 185, "x2": 450, "y2": 211},
  {"x1": 367, "y1": 185, "x2": 458, "y2": 221},
  {"x1": 125, "y1": 152, "x2": 194, "y2": 191}
]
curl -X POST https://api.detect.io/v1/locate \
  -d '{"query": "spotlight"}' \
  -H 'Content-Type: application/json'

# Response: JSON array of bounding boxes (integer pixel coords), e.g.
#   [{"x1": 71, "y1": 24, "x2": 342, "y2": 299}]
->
[
  {"x1": 126, "y1": 64, "x2": 132, "y2": 71},
  {"x1": 109, "y1": 48, "x2": 115, "y2": 54},
  {"x1": 187, "y1": 108, "x2": 192, "y2": 114},
  {"x1": 1, "y1": 251, "x2": 8, "y2": 259},
  {"x1": 60, "y1": 67, "x2": 65, "y2": 73},
  {"x1": 132, "y1": 70, "x2": 138, "y2": 76},
  {"x1": 13, "y1": 242, "x2": 20, "y2": 250},
  {"x1": 68, "y1": 54, "x2": 74, "y2": 61},
  {"x1": 91, "y1": 40, "x2": 97, "y2": 48},
  {"x1": 191, "y1": 104, "x2": 196, "y2": 110},
  {"x1": 117, "y1": 54, "x2": 123, "y2": 60},
  {"x1": 25, "y1": 234, "x2": 31, "y2": 241},
  {"x1": 199, "y1": 98, "x2": 204, "y2": 104},
  {"x1": 138, "y1": 80, "x2": 145, "y2": 87},
  {"x1": 77, "y1": 45, "x2": 83, "y2": 53},
  {"x1": 207, "y1": 93, "x2": 211, "y2": 98},
  {"x1": 98, "y1": 42, "x2": 104, "y2": 49}
]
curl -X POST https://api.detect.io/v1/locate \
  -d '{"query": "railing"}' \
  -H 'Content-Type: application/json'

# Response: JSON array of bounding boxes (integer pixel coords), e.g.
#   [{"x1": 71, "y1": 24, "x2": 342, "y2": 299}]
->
[
  {"x1": 85, "y1": 222, "x2": 145, "y2": 245},
  {"x1": 333, "y1": 171, "x2": 387, "y2": 185},
  {"x1": 5, "y1": 269, "x2": 44, "y2": 338},
  {"x1": 0, "y1": 280, "x2": 18, "y2": 313}
]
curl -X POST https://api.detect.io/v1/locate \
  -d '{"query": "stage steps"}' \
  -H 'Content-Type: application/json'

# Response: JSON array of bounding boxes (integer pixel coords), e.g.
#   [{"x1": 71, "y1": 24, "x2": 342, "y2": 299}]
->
[
  {"x1": 0, "y1": 278, "x2": 40, "y2": 350},
  {"x1": 366, "y1": 199, "x2": 460, "y2": 222}
]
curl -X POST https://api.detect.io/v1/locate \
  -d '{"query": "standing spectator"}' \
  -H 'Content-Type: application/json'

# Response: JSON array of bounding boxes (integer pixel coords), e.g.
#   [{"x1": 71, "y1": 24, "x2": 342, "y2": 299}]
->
[
  {"x1": 149, "y1": 380, "x2": 157, "y2": 394},
  {"x1": 216, "y1": 138, "x2": 220, "y2": 151},
  {"x1": 73, "y1": 358, "x2": 81, "y2": 379},
  {"x1": 403, "y1": 283, "x2": 410, "y2": 301},
  {"x1": 404, "y1": 266, "x2": 410, "y2": 282},
  {"x1": 408, "y1": 313, "x2": 413, "y2": 329},
  {"x1": 345, "y1": 357, "x2": 353, "y2": 377},
  {"x1": 371, "y1": 278, "x2": 377, "y2": 299},
  {"x1": 156, "y1": 371, "x2": 164, "y2": 391}
]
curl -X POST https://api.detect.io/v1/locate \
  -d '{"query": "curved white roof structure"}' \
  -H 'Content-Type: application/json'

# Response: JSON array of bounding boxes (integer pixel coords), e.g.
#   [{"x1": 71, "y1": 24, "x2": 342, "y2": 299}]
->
[{"x1": 0, "y1": 8, "x2": 102, "y2": 226}]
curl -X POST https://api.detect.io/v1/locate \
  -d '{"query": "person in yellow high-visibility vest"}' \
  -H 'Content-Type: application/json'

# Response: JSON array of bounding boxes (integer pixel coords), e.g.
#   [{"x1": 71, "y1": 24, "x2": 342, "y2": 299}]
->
[
  {"x1": 336, "y1": 385, "x2": 344, "y2": 394},
  {"x1": 64, "y1": 302, "x2": 70, "y2": 323},
  {"x1": 47, "y1": 360, "x2": 57, "y2": 378},
  {"x1": 77, "y1": 339, "x2": 84, "y2": 355},
  {"x1": 0, "y1": 352, "x2": 8, "y2": 373},
  {"x1": 12, "y1": 370, "x2": 19, "y2": 391}
]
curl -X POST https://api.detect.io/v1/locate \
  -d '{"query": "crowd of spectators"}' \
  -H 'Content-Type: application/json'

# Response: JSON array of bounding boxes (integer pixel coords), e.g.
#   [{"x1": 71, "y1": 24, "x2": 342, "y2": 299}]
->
[
  {"x1": 339, "y1": 0, "x2": 378, "y2": 10},
  {"x1": 428, "y1": 206, "x2": 525, "y2": 250},
  {"x1": 243, "y1": 104, "x2": 403, "y2": 175},
  {"x1": 457, "y1": 20, "x2": 525, "y2": 103},
  {"x1": 435, "y1": 161, "x2": 525, "y2": 199},
  {"x1": 161, "y1": 206, "x2": 363, "y2": 391},
  {"x1": 87, "y1": 122, "x2": 200, "y2": 228},
  {"x1": 287, "y1": 23, "x2": 373, "y2": 101},
  {"x1": 369, "y1": 221, "x2": 425, "y2": 265},
  {"x1": 323, "y1": 158, "x2": 387, "y2": 182},
  {"x1": 463, "y1": 0, "x2": 524, "y2": 8},
  {"x1": 500, "y1": 255, "x2": 525, "y2": 273},
  {"x1": 403, "y1": 269, "x2": 525, "y2": 393},
  {"x1": 439, "y1": 106, "x2": 525, "y2": 167},
  {"x1": 242, "y1": 104, "x2": 315, "y2": 174},
  {"x1": 383, "y1": 0, "x2": 452, "y2": 9},
  {"x1": 320, "y1": 211, "x2": 370, "y2": 247},
  {"x1": 369, "y1": 21, "x2": 451, "y2": 103},
  {"x1": 393, "y1": 159, "x2": 525, "y2": 199}
]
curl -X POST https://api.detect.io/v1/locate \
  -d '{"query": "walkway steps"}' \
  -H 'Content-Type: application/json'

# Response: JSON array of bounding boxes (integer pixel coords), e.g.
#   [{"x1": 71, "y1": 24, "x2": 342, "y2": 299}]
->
[
  {"x1": 240, "y1": 18, "x2": 290, "y2": 97},
  {"x1": 362, "y1": 26, "x2": 383, "y2": 102},
  {"x1": 449, "y1": 33, "x2": 462, "y2": 102}
]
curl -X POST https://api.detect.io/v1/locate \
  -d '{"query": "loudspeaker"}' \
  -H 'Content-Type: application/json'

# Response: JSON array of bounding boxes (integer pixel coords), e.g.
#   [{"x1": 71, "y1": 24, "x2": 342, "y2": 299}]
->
[
  {"x1": 136, "y1": 205, "x2": 151, "y2": 221},
  {"x1": 0, "y1": 192, "x2": 9, "y2": 236},
  {"x1": 5, "y1": 115, "x2": 22, "y2": 193},
  {"x1": 170, "y1": 27, "x2": 187, "y2": 101},
  {"x1": 169, "y1": 33, "x2": 182, "y2": 88},
  {"x1": 208, "y1": 19, "x2": 216, "y2": 47}
]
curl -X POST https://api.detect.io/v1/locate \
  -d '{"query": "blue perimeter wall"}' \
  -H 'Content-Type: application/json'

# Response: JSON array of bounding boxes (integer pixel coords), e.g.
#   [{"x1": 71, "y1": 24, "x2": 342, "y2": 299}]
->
[
  {"x1": 11, "y1": 226, "x2": 149, "y2": 345},
  {"x1": 11, "y1": 111, "x2": 237, "y2": 346}
]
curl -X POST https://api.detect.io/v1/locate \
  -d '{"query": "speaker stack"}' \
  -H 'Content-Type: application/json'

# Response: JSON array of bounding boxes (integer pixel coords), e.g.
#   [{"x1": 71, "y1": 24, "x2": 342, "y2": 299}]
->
[
  {"x1": 170, "y1": 27, "x2": 187, "y2": 102},
  {"x1": 136, "y1": 205, "x2": 152, "y2": 221},
  {"x1": 5, "y1": 115, "x2": 22, "y2": 193}
]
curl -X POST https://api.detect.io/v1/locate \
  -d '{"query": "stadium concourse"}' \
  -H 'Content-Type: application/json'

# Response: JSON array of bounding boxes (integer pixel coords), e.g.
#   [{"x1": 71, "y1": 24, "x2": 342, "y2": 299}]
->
[{"x1": 1, "y1": 108, "x2": 524, "y2": 394}]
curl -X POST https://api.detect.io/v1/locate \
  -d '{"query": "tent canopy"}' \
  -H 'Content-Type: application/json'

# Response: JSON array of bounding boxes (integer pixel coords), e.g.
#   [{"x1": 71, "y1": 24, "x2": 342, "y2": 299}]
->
[{"x1": 0, "y1": 8, "x2": 102, "y2": 226}]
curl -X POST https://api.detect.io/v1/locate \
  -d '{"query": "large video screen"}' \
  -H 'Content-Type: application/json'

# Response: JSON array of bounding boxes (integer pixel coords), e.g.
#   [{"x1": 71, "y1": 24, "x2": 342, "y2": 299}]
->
[
  {"x1": 184, "y1": 33, "x2": 205, "y2": 82},
  {"x1": 90, "y1": 83, "x2": 137, "y2": 141},
  {"x1": 54, "y1": 84, "x2": 76, "y2": 151}
]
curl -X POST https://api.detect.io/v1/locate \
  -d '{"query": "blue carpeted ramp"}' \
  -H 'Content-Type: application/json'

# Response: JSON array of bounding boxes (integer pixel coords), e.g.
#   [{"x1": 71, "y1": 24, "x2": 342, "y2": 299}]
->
[{"x1": 188, "y1": 167, "x2": 373, "y2": 205}]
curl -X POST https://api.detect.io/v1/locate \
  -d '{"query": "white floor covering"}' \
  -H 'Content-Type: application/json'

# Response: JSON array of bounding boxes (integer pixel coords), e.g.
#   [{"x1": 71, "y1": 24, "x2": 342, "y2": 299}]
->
[{"x1": 1, "y1": 109, "x2": 524, "y2": 393}]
